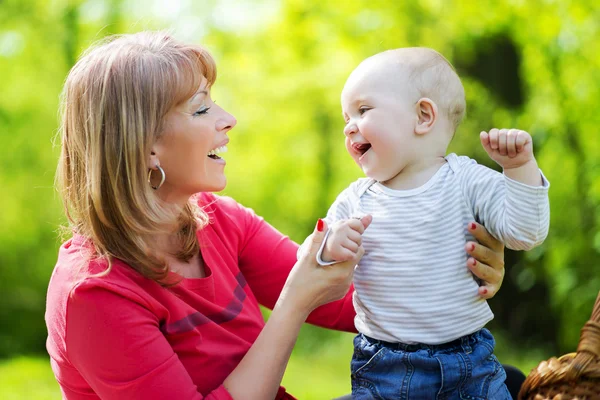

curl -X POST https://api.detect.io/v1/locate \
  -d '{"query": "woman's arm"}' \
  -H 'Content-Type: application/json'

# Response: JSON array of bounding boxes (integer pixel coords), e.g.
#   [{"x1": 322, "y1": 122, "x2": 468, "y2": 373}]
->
[
  {"x1": 224, "y1": 220, "x2": 362, "y2": 399},
  {"x1": 232, "y1": 198, "x2": 357, "y2": 332}
]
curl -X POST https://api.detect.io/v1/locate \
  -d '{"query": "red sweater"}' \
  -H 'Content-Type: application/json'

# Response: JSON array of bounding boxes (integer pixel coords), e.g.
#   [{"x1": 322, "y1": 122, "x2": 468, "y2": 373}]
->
[{"x1": 45, "y1": 193, "x2": 356, "y2": 399}]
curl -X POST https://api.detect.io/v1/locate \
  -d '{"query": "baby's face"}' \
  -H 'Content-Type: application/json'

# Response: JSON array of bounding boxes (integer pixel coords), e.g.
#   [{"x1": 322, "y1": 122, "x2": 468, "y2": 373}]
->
[{"x1": 341, "y1": 62, "x2": 421, "y2": 183}]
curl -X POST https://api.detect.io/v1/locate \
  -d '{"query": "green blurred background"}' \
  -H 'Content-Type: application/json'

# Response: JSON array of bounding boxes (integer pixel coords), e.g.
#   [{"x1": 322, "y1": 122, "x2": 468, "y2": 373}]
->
[{"x1": 1, "y1": 0, "x2": 599, "y2": 398}]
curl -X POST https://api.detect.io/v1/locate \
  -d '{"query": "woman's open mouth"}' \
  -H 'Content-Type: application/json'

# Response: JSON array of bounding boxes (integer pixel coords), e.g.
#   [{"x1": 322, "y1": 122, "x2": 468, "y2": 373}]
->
[{"x1": 208, "y1": 145, "x2": 227, "y2": 160}]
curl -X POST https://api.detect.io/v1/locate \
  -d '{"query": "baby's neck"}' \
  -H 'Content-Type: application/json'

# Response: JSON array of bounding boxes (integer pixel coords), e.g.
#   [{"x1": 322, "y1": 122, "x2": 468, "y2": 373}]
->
[{"x1": 381, "y1": 155, "x2": 447, "y2": 190}]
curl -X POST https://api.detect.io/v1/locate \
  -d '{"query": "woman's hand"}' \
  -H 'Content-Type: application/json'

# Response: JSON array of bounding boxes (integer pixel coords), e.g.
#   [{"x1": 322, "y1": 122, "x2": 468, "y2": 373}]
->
[
  {"x1": 465, "y1": 222, "x2": 505, "y2": 299},
  {"x1": 279, "y1": 216, "x2": 372, "y2": 318}
]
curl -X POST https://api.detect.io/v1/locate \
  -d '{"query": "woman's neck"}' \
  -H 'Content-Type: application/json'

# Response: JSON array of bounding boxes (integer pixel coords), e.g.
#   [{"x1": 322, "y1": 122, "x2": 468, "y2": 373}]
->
[{"x1": 152, "y1": 232, "x2": 205, "y2": 278}]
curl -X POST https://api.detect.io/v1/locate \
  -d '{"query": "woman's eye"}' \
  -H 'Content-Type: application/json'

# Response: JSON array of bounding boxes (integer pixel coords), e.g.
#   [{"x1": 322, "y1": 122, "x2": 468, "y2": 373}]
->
[{"x1": 194, "y1": 106, "x2": 211, "y2": 116}]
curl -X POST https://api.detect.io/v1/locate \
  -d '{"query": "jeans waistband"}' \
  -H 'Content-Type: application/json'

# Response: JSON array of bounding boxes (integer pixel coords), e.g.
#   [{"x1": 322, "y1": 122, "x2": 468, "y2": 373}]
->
[{"x1": 363, "y1": 328, "x2": 487, "y2": 353}]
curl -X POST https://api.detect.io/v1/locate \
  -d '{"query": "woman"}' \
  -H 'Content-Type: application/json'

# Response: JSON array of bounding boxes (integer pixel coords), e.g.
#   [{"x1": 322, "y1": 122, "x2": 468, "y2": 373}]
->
[{"x1": 45, "y1": 31, "x2": 511, "y2": 400}]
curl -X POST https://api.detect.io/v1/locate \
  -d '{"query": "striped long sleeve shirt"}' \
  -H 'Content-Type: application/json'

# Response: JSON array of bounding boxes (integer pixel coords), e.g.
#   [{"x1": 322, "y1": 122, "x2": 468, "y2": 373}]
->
[{"x1": 320, "y1": 153, "x2": 550, "y2": 345}]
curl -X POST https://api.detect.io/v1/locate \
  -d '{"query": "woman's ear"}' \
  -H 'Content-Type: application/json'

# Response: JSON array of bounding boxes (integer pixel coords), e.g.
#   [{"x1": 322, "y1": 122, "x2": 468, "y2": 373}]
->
[
  {"x1": 148, "y1": 150, "x2": 160, "y2": 169},
  {"x1": 415, "y1": 98, "x2": 437, "y2": 135}
]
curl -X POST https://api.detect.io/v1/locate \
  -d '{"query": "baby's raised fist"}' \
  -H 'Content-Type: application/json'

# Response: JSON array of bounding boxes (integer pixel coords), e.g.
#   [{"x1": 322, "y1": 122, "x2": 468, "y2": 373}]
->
[{"x1": 480, "y1": 128, "x2": 535, "y2": 169}]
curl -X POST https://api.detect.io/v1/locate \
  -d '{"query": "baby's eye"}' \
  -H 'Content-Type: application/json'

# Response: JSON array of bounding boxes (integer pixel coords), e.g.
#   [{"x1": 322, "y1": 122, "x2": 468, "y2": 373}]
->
[
  {"x1": 359, "y1": 107, "x2": 370, "y2": 115},
  {"x1": 194, "y1": 106, "x2": 211, "y2": 116}
]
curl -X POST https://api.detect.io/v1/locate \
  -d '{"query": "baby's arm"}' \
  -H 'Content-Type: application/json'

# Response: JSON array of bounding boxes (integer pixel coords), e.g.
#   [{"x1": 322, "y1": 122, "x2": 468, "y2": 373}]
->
[
  {"x1": 460, "y1": 129, "x2": 550, "y2": 251},
  {"x1": 480, "y1": 128, "x2": 543, "y2": 186}
]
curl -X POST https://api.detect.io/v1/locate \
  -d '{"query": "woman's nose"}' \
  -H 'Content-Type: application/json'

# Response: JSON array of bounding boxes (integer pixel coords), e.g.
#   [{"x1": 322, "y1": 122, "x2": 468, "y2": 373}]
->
[{"x1": 217, "y1": 110, "x2": 237, "y2": 132}]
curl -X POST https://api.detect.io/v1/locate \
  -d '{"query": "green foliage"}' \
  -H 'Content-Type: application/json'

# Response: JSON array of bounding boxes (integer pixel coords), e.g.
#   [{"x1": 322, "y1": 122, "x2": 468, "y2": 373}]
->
[
  {"x1": 0, "y1": 0, "x2": 598, "y2": 391},
  {"x1": 0, "y1": 357, "x2": 60, "y2": 399}
]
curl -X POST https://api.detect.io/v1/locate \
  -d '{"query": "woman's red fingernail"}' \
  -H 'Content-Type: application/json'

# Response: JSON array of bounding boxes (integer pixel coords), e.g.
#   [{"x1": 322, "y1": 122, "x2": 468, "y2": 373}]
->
[
  {"x1": 469, "y1": 243, "x2": 475, "y2": 251},
  {"x1": 470, "y1": 223, "x2": 476, "y2": 230},
  {"x1": 317, "y1": 219, "x2": 324, "y2": 232},
  {"x1": 472, "y1": 259, "x2": 477, "y2": 266},
  {"x1": 482, "y1": 288, "x2": 488, "y2": 295}
]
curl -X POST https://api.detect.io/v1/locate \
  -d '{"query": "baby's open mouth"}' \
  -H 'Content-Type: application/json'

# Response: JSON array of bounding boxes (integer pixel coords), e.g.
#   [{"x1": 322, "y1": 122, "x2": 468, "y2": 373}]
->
[
  {"x1": 352, "y1": 142, "x2": 372, "y2": 156},
  {"x1": 208, "y1": 145, "x2": 227, "y2": 160}
]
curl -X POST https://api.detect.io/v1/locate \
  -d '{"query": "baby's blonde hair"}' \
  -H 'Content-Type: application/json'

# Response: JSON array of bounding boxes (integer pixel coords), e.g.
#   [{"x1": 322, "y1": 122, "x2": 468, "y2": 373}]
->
[
  {"x1": 56, "y1": 31, "x2": 214, "y2": 283},
  {"x1": 380, "y1": 47, "x2": 466, "y2": 133}
]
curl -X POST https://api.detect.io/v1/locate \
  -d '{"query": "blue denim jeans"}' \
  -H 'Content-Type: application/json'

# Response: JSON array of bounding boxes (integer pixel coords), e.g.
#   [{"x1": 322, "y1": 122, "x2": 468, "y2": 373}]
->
[{"x1": 351, "y1": 329, "x2": 512, "y2": 399}]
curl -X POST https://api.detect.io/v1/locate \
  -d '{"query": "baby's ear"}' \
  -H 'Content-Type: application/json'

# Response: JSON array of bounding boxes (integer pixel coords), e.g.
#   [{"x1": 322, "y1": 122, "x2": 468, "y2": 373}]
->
[{"x1": 415, "y1": 98, "x2": 437, "y2": 135}]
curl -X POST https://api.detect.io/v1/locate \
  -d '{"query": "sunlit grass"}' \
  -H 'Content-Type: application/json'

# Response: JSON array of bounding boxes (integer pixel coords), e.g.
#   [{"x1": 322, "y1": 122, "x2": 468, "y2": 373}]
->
[
  {"x1": 282, "y1": 332, "x2": 355, "y2": 399},
  {"x1": 0, "y1": 330, "x2": 551, "y2": 399},
  {"x1": 0, "y1": 357, "x2": 60, "y2": 400}
]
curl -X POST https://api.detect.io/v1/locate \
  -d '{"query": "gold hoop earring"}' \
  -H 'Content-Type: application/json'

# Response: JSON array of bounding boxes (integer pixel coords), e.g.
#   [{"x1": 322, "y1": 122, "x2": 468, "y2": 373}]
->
[{"x1": 147, "y1": 165, "x2": 166, "y2": 190}]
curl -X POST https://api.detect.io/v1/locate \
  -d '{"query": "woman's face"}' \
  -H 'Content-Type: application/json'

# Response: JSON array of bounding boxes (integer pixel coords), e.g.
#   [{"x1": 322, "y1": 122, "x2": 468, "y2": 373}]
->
[{"x1": 152, "y1": 77, "x2": 237, "y2": 204}]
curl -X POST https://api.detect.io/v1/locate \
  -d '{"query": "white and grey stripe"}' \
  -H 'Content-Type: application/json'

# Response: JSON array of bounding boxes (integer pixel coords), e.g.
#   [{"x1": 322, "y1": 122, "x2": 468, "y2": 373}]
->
[{"x1": 323, "y1": 153, "x2": 550, "y2": 345}]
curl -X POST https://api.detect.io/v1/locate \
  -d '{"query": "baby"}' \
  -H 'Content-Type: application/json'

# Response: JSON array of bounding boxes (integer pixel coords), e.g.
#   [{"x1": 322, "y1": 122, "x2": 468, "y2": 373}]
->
[{"x1": 303, "y1": 48, "x2": 550, "y2": 398}]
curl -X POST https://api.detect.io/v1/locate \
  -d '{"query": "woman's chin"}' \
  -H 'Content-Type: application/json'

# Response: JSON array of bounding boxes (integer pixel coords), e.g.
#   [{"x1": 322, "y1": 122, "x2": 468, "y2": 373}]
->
[{"x1": 204, "y1": 178, "x2": 227, "y2": 193}]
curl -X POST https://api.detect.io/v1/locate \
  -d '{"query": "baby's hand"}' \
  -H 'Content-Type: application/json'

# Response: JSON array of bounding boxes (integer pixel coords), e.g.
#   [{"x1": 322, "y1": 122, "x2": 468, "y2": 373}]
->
[
  {"x1": 480, "y1": 128, "x2": 535, "y2": 170},
  {"x1": 322, "y1": 216, "x2": 372, "y2": 263}
]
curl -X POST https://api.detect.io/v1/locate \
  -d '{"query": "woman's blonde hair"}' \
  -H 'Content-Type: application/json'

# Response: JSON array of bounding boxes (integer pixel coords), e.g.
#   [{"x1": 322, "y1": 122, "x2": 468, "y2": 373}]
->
[{"x1": 56, "y1": 31, "x2": 215, "y2": 283}]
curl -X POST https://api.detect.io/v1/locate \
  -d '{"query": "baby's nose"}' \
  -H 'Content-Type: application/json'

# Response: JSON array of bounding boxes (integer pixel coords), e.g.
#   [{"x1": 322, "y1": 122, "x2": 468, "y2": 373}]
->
[{"x1": 344, "y1": 122, "x2": 357, "y2": 136}]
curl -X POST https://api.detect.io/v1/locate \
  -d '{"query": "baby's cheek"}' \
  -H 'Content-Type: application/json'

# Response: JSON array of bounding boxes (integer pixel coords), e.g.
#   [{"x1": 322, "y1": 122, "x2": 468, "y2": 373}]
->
[{"x1": 344, "y1": 137, "x2": 353, "y2": 153}]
